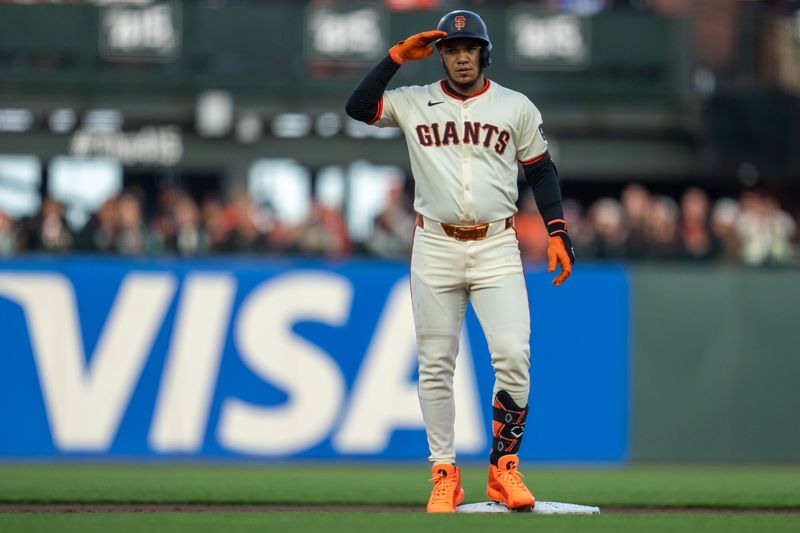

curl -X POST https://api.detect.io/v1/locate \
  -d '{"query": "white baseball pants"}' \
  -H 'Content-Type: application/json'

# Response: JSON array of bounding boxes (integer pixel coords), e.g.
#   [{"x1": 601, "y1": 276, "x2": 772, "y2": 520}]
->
[{"x1": 410, "y1": 223, "x2": 531, "y2": 464}]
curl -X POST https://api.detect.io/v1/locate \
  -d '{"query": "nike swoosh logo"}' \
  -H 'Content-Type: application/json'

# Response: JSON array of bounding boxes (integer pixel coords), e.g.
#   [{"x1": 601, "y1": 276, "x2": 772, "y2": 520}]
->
[{"x1": 427, "y1": 100, "x2": 444, "y2": 107}]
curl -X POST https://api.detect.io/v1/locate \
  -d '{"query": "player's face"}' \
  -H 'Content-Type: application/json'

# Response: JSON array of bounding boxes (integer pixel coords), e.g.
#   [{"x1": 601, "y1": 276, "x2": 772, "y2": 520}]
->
[{"x1": 439, "y1": 39, "x2": 484, "y2": 93}]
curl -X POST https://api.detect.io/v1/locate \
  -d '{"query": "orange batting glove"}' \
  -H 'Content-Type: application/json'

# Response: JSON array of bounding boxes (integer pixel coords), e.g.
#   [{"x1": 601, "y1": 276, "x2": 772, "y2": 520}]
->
[
  {"x1": 546, "y1": 219, "x2": 575, "y2": 286},
  {"x1": 389, "y1": 30, "x2": 447, "y2": 65}
]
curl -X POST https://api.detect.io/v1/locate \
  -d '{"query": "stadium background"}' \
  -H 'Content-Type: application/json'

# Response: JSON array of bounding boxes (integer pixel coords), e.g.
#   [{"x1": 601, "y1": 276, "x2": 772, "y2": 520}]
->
[{"x1": 0, "y1": 1, "x2": 799, "y2": 529}]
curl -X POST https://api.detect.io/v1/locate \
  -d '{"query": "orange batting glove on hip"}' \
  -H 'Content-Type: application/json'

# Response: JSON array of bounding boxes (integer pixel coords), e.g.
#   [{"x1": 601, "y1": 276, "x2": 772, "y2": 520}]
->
[
  {"x1": 546, "y1": 219, "x2": 575, "y2": 286},
  {"x1": 389, "y1": 30, "x2": 447, "y2": 64}
]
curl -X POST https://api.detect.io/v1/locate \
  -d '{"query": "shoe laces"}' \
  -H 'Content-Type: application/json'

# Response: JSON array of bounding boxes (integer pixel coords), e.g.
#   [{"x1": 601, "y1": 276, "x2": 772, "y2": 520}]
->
[
  {"x1": 497, "y1": 460, "x2": 526, "y2": 491},
  {"x1": 430, "y1": 468, "x2": 457, "y2": 503}
]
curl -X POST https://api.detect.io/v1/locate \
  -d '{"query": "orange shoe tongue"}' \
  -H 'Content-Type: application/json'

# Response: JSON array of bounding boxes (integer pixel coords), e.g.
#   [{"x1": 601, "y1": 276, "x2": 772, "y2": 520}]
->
[
  {"x1": 498, "y1": 455, "x2": 517, "y2": 470},
  {"x1": 434, "y1": 464, "x2": 456, "y2": 476}
]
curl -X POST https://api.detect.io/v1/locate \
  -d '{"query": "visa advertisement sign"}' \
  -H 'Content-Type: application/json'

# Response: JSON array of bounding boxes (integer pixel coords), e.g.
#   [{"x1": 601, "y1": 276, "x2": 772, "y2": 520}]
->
[{"x1": 0, "y1": 258, "x2": 628, "y2": 462}]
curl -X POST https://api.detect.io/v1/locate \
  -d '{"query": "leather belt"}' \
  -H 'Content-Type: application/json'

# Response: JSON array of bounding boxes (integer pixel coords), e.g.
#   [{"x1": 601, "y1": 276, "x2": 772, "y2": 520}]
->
[{"x1": 416, "y1": 214, "x2": 514, "y2": 241}]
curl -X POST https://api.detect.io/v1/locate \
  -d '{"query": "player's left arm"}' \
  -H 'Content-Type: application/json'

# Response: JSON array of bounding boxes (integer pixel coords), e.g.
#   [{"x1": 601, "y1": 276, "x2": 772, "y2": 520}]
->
[
  {"x1": 516, "y1": 99, "x2": 574, "y2": 286},
  {"x1": 522, "y1": 153, "x2": 575, "y2": 286}
]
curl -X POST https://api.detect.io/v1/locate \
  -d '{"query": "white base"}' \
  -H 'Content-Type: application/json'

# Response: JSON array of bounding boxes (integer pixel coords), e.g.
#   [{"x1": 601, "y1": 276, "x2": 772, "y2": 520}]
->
[{"x1": 456, "y1": 501, "x2": 600, "y2": 515}]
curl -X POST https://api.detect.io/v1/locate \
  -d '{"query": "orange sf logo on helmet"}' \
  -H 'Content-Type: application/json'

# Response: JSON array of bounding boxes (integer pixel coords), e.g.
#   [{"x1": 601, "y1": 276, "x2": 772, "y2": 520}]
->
[{"x1": 454, "y1": 15, "x2": 466, "y2": 30}]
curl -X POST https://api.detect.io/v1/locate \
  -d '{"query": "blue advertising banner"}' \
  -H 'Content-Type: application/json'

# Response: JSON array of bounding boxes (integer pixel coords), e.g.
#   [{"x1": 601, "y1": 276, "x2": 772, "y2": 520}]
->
[{"x1": 0, "y1": 257, "x2": 628, "y2": 462}]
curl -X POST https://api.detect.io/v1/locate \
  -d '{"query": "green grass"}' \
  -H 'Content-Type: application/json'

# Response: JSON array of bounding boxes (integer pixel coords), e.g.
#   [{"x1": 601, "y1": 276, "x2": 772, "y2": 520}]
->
[
  {"x1": 1, "y1": 513, "x2": 799, "y2": 533},
  {"x1": 1, "y1": 464, "x2": 799, "y2": 533},
  {"x1": 0, "y1": 464, "x2": 799, "y2": 509}
]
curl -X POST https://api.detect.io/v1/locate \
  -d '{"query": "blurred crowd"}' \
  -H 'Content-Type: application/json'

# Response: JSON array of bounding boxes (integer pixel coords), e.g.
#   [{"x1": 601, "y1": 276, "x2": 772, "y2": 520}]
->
[
  {"x1": 515, "y1": 184, "x2": 798, "y2": 266},
  {"x1": 0, "y1": 185, "x2": 352, "y2": 259},
  {"x1": 0, "y1": 182, "x2": 797, "y2": 266}
]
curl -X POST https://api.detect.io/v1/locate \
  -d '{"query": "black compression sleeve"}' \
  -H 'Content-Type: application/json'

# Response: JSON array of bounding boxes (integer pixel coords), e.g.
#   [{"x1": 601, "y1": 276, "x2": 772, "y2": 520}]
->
[
  {"x1": 522, "y1": 151, "x2": 565, "y2": 227},
  {"x1": 345, "y1": 55, "x2": 401, "y2": 124}
]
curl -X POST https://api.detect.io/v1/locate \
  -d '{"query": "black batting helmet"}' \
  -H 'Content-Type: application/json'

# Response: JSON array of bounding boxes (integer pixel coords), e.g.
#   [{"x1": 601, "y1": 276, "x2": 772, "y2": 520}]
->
[{"x1": 436, "y1": 10, "x2": 492, "y2": 67}]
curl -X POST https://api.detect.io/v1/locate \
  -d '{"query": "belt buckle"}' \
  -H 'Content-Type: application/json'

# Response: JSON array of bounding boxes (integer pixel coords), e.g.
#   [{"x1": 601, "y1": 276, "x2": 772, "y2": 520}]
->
[{"x1": 453, "y1": 223, "x2": 488, "y2": 241}]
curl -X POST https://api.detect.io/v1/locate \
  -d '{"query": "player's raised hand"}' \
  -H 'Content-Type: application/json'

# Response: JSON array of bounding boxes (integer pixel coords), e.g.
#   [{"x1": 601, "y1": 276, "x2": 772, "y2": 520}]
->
[
  {"x1": 546, "y1": 219, "x2": 575, "y2": 286},
  {"x1": 389, "y1": 30, "x2": 447, "y2": 64}
]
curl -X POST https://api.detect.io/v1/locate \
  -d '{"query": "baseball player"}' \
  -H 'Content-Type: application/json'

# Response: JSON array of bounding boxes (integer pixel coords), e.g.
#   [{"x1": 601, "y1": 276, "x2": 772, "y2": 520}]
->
[{"x1": 346, "y1": 10, "x2": 574, "y2": 513}]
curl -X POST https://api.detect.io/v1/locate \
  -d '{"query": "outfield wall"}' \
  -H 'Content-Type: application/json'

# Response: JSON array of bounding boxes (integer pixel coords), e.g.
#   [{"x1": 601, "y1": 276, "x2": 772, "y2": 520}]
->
[
  {"x1": 1, "y1": 258, "x2": 797, "y2": 463},
  {"x1": 630, "y1": 266, "x2": 800, "y2": 463},
  {"x1": 0, "y1": 258, "x2": 628, "y2": 462}
]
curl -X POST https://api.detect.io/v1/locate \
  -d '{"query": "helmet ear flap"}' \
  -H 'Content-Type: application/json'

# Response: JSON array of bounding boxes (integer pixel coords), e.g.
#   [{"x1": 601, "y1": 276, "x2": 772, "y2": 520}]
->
[{"x1": 481, "y1": 44, "x2": 492, "y2": 68}]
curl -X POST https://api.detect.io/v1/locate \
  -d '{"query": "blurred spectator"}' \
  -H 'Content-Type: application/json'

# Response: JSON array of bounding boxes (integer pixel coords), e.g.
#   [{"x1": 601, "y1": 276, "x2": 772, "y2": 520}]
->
[
  {"x1": 285, "y1": 201, "x2": 351, "y2": 258},
  {"x1": 114, "y1": 191, "x2": 149, "y2": 255},
  {"x1": 0, "y1": 211, "x2": 18, "y2": 255},
  {"x1": 586, "y1": 197, "x2": 628, "y2": 259},
  {"x1": 201, "y1": 195, "x2": 231, "y2": 253},
  {"x1": 710, "y1": 197, "x2": 741, "y2": 264},
  {"x1": 643, "y1": 195, "x2": 682, "y2": 259},
  {"x1": 20, "y1": 196, "x2": 73, "y2": 253},
  {"x1": 736, "y1": 190, "x2": 796, "y2": 266},
  {"x1": 169, "y1": 195, "x2": 209, "y2": 256},
  {"x1": 148, "y1": 185, "x2": 184, "y2": 254},
  {"x1": 222, "y1": 188, "x2": 274, "y2": 253},
  {"x1": 680, "y1": 186, "x2": 719, "y2": 260},
  {"x1": 75, "y1": 197, "x2": 118, "y2": 253},
  {"x1": 364, "y1": 185, "x2": 416, "y2": 259},
  {"x1": 620, "y1": 183, "x2": 651, "y2": 259}
]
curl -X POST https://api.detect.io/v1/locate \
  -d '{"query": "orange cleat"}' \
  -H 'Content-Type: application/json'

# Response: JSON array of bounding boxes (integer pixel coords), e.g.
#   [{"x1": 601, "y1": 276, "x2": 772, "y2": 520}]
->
[
  {"x1": 426, "y1": 463, "x2": 464, "y2": 513},
  {"x1": 487, "y1": 454, "x2": 535, "y2": 511}
]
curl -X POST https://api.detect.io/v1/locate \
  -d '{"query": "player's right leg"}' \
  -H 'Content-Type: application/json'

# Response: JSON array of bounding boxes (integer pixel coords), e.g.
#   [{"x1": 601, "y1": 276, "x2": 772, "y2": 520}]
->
[{"x1": 410, "y1": 224, "x2": 468, "y2": 511}]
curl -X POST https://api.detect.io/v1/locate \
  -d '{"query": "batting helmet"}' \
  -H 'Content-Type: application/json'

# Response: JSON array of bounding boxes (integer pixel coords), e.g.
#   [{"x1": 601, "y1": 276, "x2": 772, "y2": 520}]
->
[{"x1": 436, "y1": 10, "x2": 492, "y2": 67}]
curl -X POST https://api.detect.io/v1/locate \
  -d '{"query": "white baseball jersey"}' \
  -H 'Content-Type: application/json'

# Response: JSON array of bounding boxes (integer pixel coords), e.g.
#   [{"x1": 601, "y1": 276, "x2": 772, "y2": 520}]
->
[{"x1": 370, "y1": 79, "x2": 548, "y2": 225}]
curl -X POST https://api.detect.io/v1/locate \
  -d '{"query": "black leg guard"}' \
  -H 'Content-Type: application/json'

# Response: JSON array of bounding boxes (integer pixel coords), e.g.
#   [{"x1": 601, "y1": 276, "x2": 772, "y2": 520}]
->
[{"x1": 490, "y1": 390, "x2": 528, "y2": 466}]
